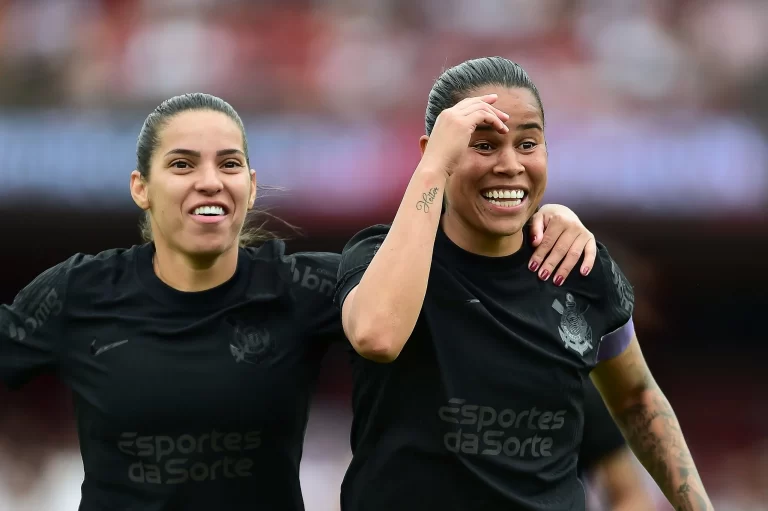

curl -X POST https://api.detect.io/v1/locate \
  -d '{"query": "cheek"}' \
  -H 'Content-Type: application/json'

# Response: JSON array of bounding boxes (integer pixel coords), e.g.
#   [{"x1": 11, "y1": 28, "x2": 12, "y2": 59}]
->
[
  {"x1": 227, "y1": 177, "x2": 253, "y2": 208},
  {"x1": 148, "y1": 182, "x2": 186, "y2": 216},
  {"x1": 528, "y1": 155, "x2": 548, "y2": 186},
  {"x1": 454, "y1": 162, "x2": 487, "y2": 192}
]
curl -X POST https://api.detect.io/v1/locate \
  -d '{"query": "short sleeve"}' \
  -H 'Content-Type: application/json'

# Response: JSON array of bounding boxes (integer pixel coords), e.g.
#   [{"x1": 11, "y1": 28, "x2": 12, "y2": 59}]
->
[
  {"x1": 284, "y1": 251, "x2": 345, "y2": 347},
  {"x1": 593, "y1": 243, "x2": 636, "y2": 362},
  {"x1": 578, "y1": 381, "x2": 626, "y2": 475},
  {"x1": 0, "y1": 256, "x2": 77, "y2": 389},
  {"x1": 333, "y1": 224, "x2": 390, "y2": 310}
]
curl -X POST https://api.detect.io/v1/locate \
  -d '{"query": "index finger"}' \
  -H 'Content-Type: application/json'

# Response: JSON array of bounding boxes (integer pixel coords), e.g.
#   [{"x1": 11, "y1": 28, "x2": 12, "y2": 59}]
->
[
  {"x1": 529, "y1": 221, "x2": 565, "y2": 273},
  {"x1": 580, "y1": 236, "x2": 597, "y2": 276}
]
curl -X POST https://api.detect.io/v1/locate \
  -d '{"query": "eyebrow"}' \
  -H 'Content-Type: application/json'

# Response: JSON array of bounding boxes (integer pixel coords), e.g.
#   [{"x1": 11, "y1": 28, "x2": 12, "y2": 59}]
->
[
  {"x1": 164, "y1": 148, "x2": 246, "y2": 158},
  {"x1": 474, "y1": 122, "x2": 543, "y2": 132}
]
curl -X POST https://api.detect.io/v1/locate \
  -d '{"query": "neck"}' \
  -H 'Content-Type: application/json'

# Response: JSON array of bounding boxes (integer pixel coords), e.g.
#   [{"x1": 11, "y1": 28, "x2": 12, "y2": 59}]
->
[
  {"x1": 441, "y1": 214, "x2": 523, "y2": 257},
  {"x1": 152, "y1": 240, "x2": 239, "y2": 292}
]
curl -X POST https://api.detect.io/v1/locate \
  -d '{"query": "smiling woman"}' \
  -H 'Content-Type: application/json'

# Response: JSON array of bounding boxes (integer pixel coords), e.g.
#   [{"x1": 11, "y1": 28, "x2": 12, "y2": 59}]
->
[
  {"x1": 128, "y1": 95, "x2": 258, "y2": 291},
  {"x1": 335, "y1": 57, "x2": 714, "y2": 511},
  {"x1": 0, "y1": 93, "x2": 350, "y2": 511}
]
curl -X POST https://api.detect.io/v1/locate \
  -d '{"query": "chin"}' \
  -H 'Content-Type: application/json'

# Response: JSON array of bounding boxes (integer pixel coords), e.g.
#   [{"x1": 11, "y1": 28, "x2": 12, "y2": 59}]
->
[
  {"x1": 478, "y1": 215, "x2": 526, "y2": 237},
  {"x1": 489, "y1": 223, "x2": 525, "y2": 238},
  {"x1": 183, "y1": 236, "x2": 238, "y2": 259}
]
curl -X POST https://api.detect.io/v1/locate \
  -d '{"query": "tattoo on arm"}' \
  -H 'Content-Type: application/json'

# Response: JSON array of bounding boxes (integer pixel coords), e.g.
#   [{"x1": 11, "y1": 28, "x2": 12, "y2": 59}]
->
[
  {"x1": 416, "y1": 187, "x2": 439, "y2": 213},
  {"x1": 617, "y1": 387, "x2": 711, "y2": 510},
  {"x1": 675, "y1": 469, "x2": 712, "y2": 511}
]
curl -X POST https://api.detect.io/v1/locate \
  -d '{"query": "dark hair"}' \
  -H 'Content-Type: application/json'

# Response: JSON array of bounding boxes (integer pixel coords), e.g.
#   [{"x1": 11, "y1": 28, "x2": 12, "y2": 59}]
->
[
  {"x1": 425, "y1": 57, "x2": 545, "y2": 136},
  {"x1": 136, "y1": 93, "x2": 287, "y2": 246}
]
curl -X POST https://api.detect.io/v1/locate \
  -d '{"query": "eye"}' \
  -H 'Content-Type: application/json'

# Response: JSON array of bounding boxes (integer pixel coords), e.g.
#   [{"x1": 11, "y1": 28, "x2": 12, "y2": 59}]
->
[
  {"x1": 222, "y1": 160, "x2": 244, "y2": 169},
  {"x1": 519, "y1": 141, "x2": 538, "y2": 151},
  {"x1": 170, "y1": 160, "x2": 191, "y2": 169},
  {"x1": 473, "y1": 142, "x2": 494, "y2": 152}
]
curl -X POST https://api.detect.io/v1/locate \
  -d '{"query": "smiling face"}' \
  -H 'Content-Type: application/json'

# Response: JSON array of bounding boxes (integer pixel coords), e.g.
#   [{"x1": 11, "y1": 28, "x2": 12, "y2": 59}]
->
[
  {"x1": 433, "y1": 85, "x2": 548, "y2": 255},
  {"x1": 130, "y1": 109, "x2": 257, "y2": 259}
]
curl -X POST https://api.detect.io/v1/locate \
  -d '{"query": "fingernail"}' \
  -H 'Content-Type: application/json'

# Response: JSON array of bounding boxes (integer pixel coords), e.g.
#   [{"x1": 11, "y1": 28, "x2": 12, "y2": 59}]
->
[
  {"x1": 554, "y1": 275, "x2": 564, "y2": 286},
  {"x1": 540, "y1": 269, "x2": 550, "y2": 281},
  {"x1": 581, "y1": 266, "x2": 590, "y2": 276},
  {"x1": 529, "y1": 261, "x2": 539, "y2": 272}
]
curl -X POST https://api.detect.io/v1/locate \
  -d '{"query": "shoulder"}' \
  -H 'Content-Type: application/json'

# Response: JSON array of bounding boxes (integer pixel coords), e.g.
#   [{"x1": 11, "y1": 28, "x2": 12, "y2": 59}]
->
[
  {"x1": 341, "y1": 224, "x2": 390, "y2": 253},
  {"x1": 562, "y1": 242, "x2": 633, "y2": 303},
  {"x1": 590, "y1": 241, "x2": 635, "y2": 317},
  {"x1": 11, "y1": 246, "x2": 140, "y2": 317},
  {"x1": 558, "y1": 240, "x2": 635, "y2": 357},
  {"x1": 41, "y1": 246, "x2": 138, "y2": 290},
  {"x1": 241, "y1": 240, "x2": 339, "y2": 298},
  {"x1": 241, "y1": 240, "x2": 339, "y2": 271},
  {"x1": 283, "y1": 251, "x2": 341, "y2": 277},
  {"x1": 339, "y1": 224, "x2": 390, "y2": 272},
  {"x1": 282, "y1": 251, "x2": 340, "y2": 297}
]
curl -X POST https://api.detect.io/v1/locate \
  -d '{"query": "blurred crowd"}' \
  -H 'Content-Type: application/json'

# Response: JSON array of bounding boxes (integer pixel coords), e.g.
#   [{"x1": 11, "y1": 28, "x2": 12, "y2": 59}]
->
[{"x1": 1, "y1": 0, "x2": 767, "y2": 126}]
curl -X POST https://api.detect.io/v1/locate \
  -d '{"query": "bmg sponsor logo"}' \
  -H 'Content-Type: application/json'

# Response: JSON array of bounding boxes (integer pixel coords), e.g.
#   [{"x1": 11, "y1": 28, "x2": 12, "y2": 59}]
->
[
  {"x1": 438, "y1": 398, "x2": 566, "y2": 458},
  {"x1": 118, "y1": 430, "x2": 261, "y2": 484},
  {"x1": 289, "y1": 258, "x2": 335, "y2": 297},
  {"x1": 9, "y1": 288, "x2": 62, "y2": 341}
]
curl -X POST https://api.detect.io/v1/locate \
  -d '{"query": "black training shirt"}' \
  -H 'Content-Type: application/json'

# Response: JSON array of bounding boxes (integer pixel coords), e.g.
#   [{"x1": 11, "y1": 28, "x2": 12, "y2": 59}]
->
[
  {"x1": 334, "y1": 224, "x2": 635, "y2": 511},
  {"x1": 0, "y1": 242, "x2": 342, "y2": 511}
]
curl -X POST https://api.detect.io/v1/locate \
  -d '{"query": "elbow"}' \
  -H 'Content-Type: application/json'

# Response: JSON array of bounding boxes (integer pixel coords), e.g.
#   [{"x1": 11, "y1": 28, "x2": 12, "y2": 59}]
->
[
  {"x1": 347, "y1": 320, "x2": 404, "y2": 363},
  {"x1": 342, "y1": 289, "x2": 408, "y2": 363}
]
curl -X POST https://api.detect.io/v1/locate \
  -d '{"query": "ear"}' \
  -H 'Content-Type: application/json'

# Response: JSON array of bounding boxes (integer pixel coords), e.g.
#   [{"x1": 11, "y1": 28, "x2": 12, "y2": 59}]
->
[
  {"x1": 130, "y1": 170, "x2": 150, "y2": 210},
  {"x1": 248, "y1": 169, "x2": 257, "y2": 209},
  {"x1": 419, "y1": 135, "x2": 430, "y2": 156}
]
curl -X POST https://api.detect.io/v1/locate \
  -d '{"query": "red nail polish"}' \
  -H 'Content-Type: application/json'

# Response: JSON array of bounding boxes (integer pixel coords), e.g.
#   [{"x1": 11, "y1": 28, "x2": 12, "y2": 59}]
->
[
  {"x1": 581, "y1": 267, "x2": 590, "y2": 276},
  {"x1": 540, "y1": 269, "x2": 550, "y2": 281},
  {"x1": 554, "y1": 275, "x2": 564, "y2": 286},
  {"x1": 529, "y1": 261, "x2": 539, "y2": 272}
]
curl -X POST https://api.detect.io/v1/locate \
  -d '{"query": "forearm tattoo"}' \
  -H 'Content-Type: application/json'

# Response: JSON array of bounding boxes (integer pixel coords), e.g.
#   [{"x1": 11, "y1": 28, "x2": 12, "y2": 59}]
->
[
  {"x1": 616, "y1": 389, "x2": 712, "y2": 510},
  {"x1": 415, "y1": 187, "x2": 439, "y2": 213}
]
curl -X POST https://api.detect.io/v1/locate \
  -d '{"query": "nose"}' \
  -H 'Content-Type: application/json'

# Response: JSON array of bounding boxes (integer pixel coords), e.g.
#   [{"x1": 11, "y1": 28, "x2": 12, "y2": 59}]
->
[
  {"x1": 195, "y1": 164, "x2": 224, "y2": 195},
  {"x1": 492, "y1": 146, "x2": 525, "y2": 176}
]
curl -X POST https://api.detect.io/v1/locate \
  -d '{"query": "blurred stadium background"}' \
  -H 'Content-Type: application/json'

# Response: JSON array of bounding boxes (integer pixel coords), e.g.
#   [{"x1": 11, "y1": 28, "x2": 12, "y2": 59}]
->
[{"x1": 0, "y1": 0, "x2": 766, "y2": 509}]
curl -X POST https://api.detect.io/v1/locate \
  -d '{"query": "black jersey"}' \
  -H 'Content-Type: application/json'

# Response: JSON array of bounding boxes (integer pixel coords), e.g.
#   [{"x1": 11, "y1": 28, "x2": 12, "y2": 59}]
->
[
  {"x1": 0, "y1": 242, "x2": 342, "y2": 511},
  {"x1": 578, "y1": 380, "x2": 626, "y2": 477},
  {"x1": 334, "y1": 225, "x2": 635, "y2": 511}
]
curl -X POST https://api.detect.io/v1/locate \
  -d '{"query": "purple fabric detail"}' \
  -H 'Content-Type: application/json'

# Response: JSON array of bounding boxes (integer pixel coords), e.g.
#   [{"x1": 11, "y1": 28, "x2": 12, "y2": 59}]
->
[{"x1": 597, "y1": 317, "x2": 635, "y2": 362}]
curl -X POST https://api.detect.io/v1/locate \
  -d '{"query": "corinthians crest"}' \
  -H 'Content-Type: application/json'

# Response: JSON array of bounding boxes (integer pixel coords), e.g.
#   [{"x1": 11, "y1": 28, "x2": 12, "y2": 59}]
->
[
  {"x1": 229, "y1": 322, "x2": 274, "y2": 365},
  {"x1": 552, "y1": 293, "x2": 593, "y2": 356}
]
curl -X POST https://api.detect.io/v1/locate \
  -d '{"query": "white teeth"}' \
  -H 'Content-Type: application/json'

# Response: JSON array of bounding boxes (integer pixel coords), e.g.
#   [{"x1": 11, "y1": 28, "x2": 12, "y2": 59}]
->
[
  {"x1": 194, "y1": 205, "x2": 225, "y2": 216},
  {"x1": 483, "y1": 189, "x2": 525, "y2": 200},
  {"x1": 488, "y1": 199, "x2": 522, "y2": 208}
]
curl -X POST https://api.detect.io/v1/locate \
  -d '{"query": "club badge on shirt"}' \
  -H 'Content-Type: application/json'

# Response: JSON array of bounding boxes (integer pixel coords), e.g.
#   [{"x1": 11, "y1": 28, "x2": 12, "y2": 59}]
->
[
  {"x1": 551, "y1": 293, "x2": 593, "y2": 356},
  {"x1": 229, "y1": 321, "x2": 274, "y2": 365}
]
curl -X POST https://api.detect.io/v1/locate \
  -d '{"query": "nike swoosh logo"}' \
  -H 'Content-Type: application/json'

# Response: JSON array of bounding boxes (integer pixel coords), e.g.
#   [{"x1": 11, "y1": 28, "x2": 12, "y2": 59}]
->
[{"x1": 91, "y1": 339, "x2": 129, "y2": 356}]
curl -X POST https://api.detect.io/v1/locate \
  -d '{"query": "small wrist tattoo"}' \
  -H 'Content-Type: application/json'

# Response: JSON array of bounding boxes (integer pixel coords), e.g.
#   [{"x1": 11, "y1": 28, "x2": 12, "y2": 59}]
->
[{"x1": 416, "y1": 187, "x2": 439, "y2": 213}]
